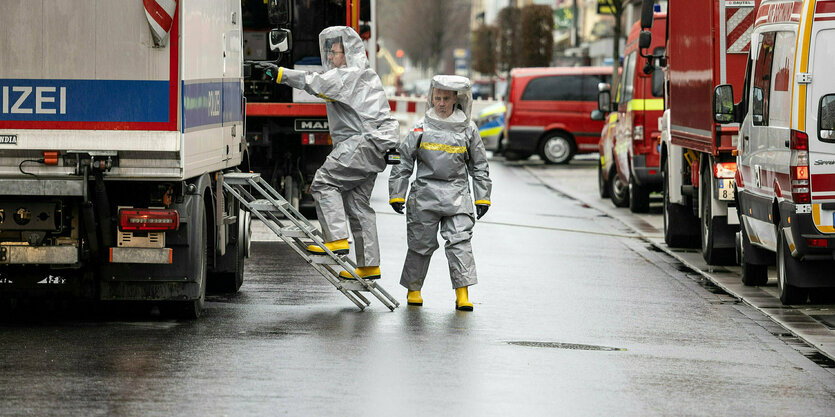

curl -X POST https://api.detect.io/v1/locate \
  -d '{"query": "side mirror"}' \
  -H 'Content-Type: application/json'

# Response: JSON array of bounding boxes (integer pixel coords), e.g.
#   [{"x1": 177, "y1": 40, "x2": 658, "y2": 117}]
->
[
  {"x1": 269, "y1": 28, "x2": 292, "y2": 52},
  {"x1": 819, "y1": 94, "x2": 835, "y2": 142},
  {"x1": 713, "y1": 84, "x2": 735, "y2": 124},
  {"x1": 267, "y1": 0, "x2": 290, "y2": 26},
  {"x1": 590, "y1": 109, "x2": 605, "y2": 121},
  {"x1": 640, "y1": 0, "x2": 655, "y2": 29},
  {"x1": 639, "y1": 30, "x2": 652, "y2": 50},
  {"x1": 598, "y1": 90, "x2": 611, "y2": 113}
]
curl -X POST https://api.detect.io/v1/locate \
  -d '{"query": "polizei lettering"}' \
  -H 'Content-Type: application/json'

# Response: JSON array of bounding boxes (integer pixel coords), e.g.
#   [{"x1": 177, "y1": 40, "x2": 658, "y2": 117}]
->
[{"x1": 2, "y1": 86, "x2": 67, "y2": 114}]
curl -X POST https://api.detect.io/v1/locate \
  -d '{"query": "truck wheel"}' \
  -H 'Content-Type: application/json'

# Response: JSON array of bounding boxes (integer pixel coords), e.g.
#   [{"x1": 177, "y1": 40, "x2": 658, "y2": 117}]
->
[
  {"x1": 598, "y1": 163, "x2": 610, "y2": 199},
  {"x1": 208, "y1": 204, "x2": 248, "y2": 293},
  {"x1": 662, "y1": 162, "x2": 698, "y2": 247},
  {"x1": 166, "y1": 202, "x2": 208, "y2": 319},
  {"x1": 538, "y1": 132, "x2": 574, "y2": 164},
  {"x1": 700, "y1": 165, "x2": 735, "y2": 265},
  {"x1": 628, "y1": 175, "x2": 650, "y2": 213},
  {"x1": 777, "y1": 232, "x2": 808, "y2": 305},
  {"x1": 609, "y1": 169, "x2": 629, "y2": 208}
]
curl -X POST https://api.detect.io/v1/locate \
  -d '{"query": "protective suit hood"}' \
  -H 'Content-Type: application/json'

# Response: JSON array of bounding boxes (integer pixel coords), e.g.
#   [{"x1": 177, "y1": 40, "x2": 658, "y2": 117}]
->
[
  {"x1": 319, "y1": 26, "x2": 369, "y2": 71},
  {"x1": 425, "y1": 75, "x2": 473, "y2": 131}
]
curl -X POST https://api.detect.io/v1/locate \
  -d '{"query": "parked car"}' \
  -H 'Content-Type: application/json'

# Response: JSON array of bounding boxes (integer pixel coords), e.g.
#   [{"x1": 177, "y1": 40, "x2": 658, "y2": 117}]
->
[
  {"x1": 503, "y1": 66, "x2": 612, "y2": 164},
  {"x1": 475, "y1": 102, "x2": 505, "y2": 152}
]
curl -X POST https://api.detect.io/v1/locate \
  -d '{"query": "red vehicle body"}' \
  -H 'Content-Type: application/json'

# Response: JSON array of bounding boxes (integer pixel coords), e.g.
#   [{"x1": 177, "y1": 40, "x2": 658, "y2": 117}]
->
[
  {"x1": 657, "y1": 0, "x2": 754, "y2": 265},
  {"x1": 599, "y1": 13, "x2": 667, "y2": 212},
  {"x1": 503, "y1": 67, "x2": 611, "y2": 164},
  {"x1": 243, "y1": 0, "x2": 370, "y2": 210}
]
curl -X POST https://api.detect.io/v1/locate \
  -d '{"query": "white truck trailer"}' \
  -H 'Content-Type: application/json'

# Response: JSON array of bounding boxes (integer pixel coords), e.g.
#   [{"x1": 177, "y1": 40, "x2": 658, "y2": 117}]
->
[{"x1": 0, "y1": 0, "x2": 249, "y2": 318}]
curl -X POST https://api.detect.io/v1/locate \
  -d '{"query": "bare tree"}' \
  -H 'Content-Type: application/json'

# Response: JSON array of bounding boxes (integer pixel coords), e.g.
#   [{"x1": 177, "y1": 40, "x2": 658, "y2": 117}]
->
[
  {"x1": 471, "y1": 25, "x2": 498, "y2": 75},
  {"x1": 599, "y1": 0, "x2": 630, "y2": 97},
  {"x1": 496, "y1": 6, "x2": 522, "y2": 74},
  {"x1": 378, "y1": 0, "x2": 471, "y2": 73},
  {"x1": 520, "y1": 5, "x2": 554, "y2": 67}
]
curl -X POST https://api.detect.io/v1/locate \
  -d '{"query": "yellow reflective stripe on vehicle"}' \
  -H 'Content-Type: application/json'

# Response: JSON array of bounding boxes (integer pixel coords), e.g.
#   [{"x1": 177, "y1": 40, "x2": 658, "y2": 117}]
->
[
  {"x1": 420, "y1": 142, "x2": 467, "y2": 153},
  {"x1": 474, "y1": 200, "x2": 491, "y2": 206},
  {"x1": 795, "y1": 0, "x2": 816, "y2": 131},
  {"x1": 480, "y1": 107, "x2": 504, "y2": 117},
  {"x1": 626, "y1": 98, "x2": 664, "y2": 112},
  {"x1": 479, "y1": 126, "x2": 502, "y2": 137},
  {"x1": 389, "y1": 198, "x2": 405, "y2": 204},
  {"x1": 811, "y1": 204, "x2": 835, "y2": 233}
]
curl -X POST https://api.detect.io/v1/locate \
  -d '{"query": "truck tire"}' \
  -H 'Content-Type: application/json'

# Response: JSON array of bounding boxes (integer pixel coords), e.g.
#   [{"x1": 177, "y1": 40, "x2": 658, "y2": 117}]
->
[
  {"x1": 700, "y1": 164, "x2": 735, "y2": 265},
  {"x1": 538, "y1": 132, "x2": 575, "y2": 164},
  {"x1": 777, "y1": 232, "x2": 808, "y2": 305},
  {"x1": 164, "y1": 201, "x2": 207, "y2": 319},
  {"x1": 628, "y1": 174, "x2": 650, "y2": 213},
  {"x1": 662, "y1": 162, "x2": 698, "y2": 247},
  {"x1": 598, "y1": 163, "x2": 610, "y2": 199},
  {"x1": 609, "y1": 169, "x2": 629, "y2": 208},
  {"x1": 208, "y1": 203, "x2": 248, "y2": 293}
]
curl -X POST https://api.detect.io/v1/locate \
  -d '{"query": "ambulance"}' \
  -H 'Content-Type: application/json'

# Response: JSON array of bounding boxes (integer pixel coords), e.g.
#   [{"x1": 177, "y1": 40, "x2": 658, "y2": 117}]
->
[{"x1": 714, "y1": 0, "x2": 835, "y2": 304}]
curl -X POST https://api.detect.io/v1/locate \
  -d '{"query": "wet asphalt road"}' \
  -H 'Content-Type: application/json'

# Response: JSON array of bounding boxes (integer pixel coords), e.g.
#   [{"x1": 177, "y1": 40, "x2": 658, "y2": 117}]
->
[{"x1": 2, "y1": 156, "x2": 835, "y2": 416}]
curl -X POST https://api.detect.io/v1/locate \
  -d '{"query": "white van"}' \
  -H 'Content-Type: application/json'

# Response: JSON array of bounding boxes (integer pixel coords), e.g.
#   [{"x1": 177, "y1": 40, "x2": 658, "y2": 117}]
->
[{"x1": 714, "y1": 0, "x2": 835, "y2": 304}]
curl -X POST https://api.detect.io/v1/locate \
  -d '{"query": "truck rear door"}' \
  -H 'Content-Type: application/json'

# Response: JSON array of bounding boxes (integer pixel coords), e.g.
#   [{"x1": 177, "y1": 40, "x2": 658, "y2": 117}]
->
[{"x1": 807, "y1": 15, "x2": 835, "y2": 233}]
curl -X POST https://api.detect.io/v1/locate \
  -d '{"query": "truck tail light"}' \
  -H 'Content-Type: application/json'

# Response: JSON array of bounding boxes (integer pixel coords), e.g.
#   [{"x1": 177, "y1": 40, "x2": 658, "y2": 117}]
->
[
  {"x1": 806, "y1": 238, "x2": 828, "y2": 248},
  {"x1": 119, "y1": 208, "x2": 180, "y2": 232},
  {"x1": 713, "y1": 162, "x2": 737, "y2": 179},
  {"x1": 632, "y1": 113, "x2": 645, "y2": 143},
  {"x1": 790, "y1": 129, "x2": 810, "y2": 204}
]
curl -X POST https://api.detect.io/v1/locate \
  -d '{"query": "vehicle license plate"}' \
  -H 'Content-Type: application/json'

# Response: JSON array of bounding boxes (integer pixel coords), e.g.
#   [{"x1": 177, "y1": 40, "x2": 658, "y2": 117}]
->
[{"x1": 718, "y1": 179, "x2": 735, "y2": 201}]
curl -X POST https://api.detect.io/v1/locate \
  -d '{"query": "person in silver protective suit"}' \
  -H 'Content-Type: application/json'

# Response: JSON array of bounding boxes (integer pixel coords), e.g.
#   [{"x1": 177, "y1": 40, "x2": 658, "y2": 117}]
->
[
  {"x1": 388, "y1": 75, "x2": 492, "y2": 311},
  {"x1": 261, "y1": 26, "x2": 399, "y2": 281}
]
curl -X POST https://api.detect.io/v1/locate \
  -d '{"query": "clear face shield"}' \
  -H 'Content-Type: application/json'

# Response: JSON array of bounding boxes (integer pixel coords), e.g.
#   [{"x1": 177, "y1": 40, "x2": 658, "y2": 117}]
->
[
  {"x1": 426, "y1": 75, "x2": 473, "y2": 124},
  {"x1": 321, "y1": 36, "x2": 347, "y2": 70}
]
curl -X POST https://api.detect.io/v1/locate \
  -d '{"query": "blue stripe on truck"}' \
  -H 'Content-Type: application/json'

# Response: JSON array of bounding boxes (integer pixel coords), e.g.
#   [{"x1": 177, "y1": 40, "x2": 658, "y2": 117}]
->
[
  {"x1": 0, "y1": 79, "x2": 169, "y2": 123},
  {"x1": 181, "y1": 79, "x2": 243, "y2": 132}
]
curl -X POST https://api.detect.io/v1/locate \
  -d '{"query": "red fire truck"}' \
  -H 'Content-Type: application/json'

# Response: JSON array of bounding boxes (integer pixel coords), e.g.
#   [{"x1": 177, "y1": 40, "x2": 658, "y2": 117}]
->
[
  {"x1": 242, "y1": 0, "x2": 375, "y2": 211},
  {"x1": 647, "y1": 0, "x2": 755, "y2": 265}
]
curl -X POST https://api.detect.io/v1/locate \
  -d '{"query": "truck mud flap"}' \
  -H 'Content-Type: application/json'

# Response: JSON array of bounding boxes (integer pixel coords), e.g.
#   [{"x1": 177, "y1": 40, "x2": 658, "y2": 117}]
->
[{"x1": 100, "y1": 281, "x2": 201, "y2": 301}]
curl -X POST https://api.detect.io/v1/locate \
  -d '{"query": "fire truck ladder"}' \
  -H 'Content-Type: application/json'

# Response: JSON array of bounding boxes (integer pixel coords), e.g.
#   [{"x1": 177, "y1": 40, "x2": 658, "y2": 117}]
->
[{"x1": 222, "y1": 172, "x2": 400, "y2": 311}]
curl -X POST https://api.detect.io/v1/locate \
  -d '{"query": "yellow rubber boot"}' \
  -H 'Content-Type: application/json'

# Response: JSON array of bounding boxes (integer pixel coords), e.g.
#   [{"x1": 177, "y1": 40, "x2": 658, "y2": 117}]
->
[
  {"x1": 407, "y1": 290, "x2": 423, "y2": 306},
  {"x1": 339, "y1": 266, "x2": 381, "y2": 280},
  {"x1": 455, "y1": 287, "x2": 473, "y2": 311},
  {"x1": 306, "y1": 238, "x2": 349, "y2": 255}
]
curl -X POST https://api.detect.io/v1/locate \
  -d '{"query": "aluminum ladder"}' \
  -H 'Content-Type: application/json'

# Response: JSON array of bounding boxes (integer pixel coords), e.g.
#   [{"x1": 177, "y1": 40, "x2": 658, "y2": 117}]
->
[{"x1": 222, "y1": 172, "x2": 399, "y2": 311}]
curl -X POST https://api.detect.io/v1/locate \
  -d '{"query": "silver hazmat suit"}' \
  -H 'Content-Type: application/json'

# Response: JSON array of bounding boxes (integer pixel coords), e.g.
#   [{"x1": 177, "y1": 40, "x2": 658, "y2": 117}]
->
[
  {"x1": 276, "y1": 26, "x2": 399, "y2": 267},
  {"x1": 389, "y1": 75, "x2": 492, "y2": 290}
]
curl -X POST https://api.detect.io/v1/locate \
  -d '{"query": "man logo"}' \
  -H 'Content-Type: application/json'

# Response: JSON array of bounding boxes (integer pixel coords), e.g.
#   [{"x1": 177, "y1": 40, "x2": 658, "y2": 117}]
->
[{"x1": 294, "y1": 119, "x2": 329, "y2": 132}]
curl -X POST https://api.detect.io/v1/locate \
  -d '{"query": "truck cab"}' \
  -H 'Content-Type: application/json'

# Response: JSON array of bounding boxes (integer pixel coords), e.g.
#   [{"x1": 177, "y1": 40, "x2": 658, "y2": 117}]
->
[
  {"x1": 715, "y1": 0, "x2": 835, "y2": 304},
  {"x1": 600, "y1": 12, "x2": 666, "y2": 212}
]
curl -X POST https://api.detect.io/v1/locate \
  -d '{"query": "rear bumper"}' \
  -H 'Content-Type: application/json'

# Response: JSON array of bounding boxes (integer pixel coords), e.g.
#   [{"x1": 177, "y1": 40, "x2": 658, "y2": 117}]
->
[
  {"x1": 631, "y1": 154, "x2": 661, "y2": 186},
  {"x1": 779, "y1": 201, "x2": 835, "y2": 287},
  {"x1": 505, "y1": 126, "x2": 543, "y2": 152}
]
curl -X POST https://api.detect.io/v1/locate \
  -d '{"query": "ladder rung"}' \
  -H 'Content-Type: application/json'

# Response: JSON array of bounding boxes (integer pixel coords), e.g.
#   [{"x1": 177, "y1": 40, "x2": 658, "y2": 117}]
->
[
  {"x1": 280, "y1": 225, "x2": 315, "y2": 238},
  {"x1": 223, "y1": 172, "x2": 261, "y2": 184},
  {"x1": 249, "y1": 199, "x2": 289, "y2": 212},
  {"x1": 309, "y1": 254, "x2": 339, "y2": 265},
  {"x1": 339, "y1": 280, "x2": 374, "y2": 292}
]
